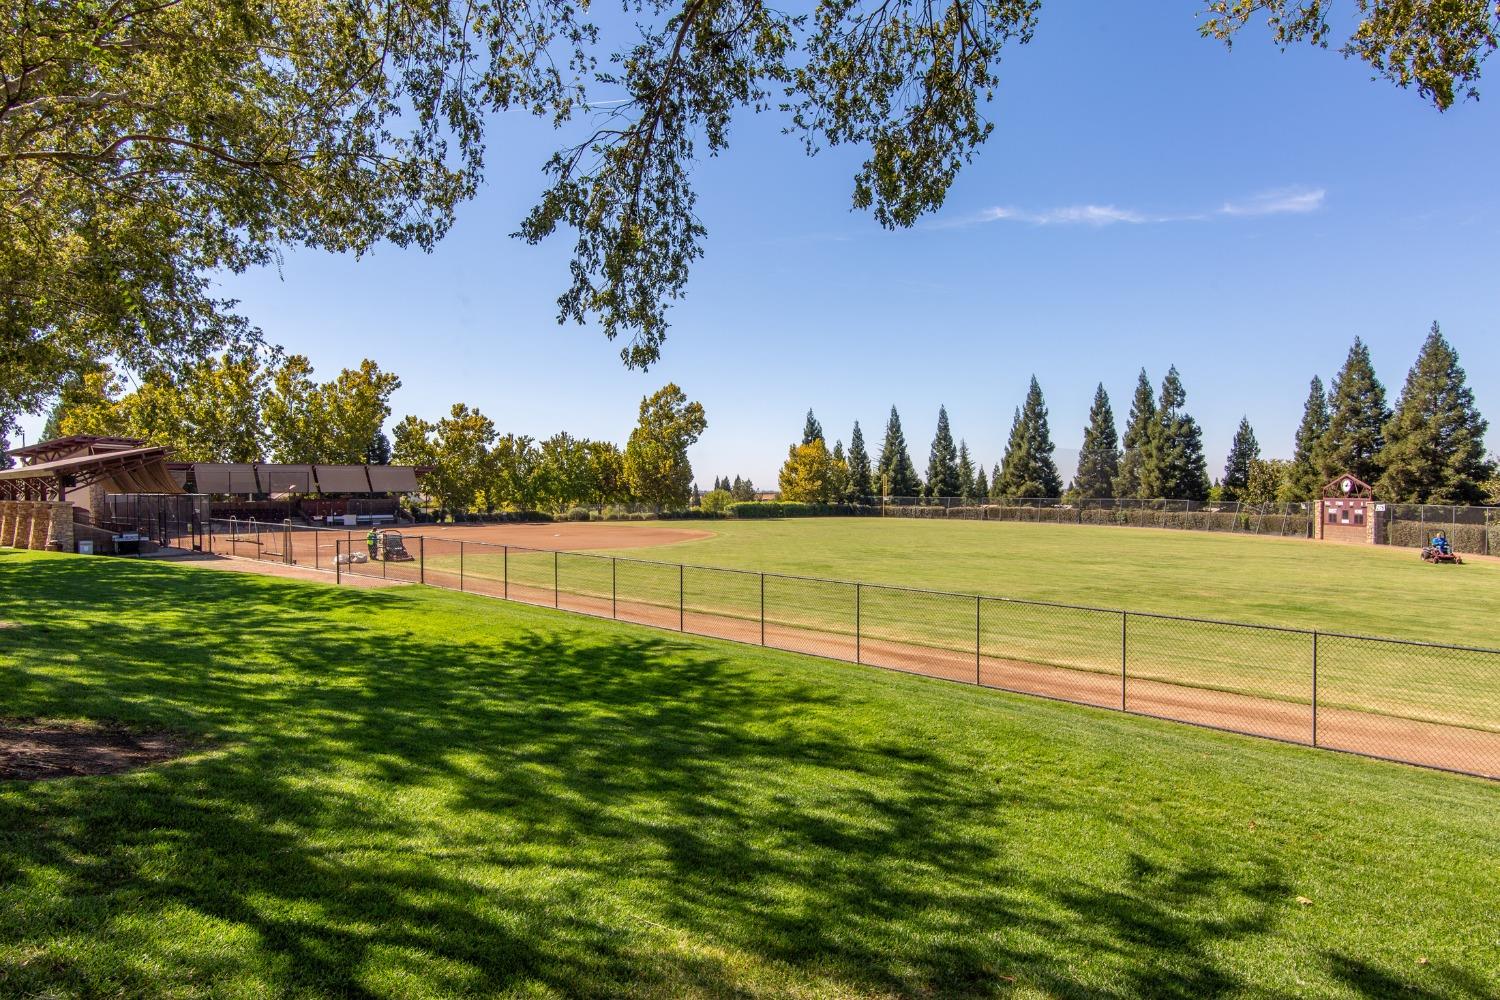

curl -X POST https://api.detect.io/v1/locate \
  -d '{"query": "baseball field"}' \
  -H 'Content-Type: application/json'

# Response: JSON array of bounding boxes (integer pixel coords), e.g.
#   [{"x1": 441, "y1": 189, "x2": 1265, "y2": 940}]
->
[{"x1": 1, "y1": 546, "x2": 1497, "y2": 998}]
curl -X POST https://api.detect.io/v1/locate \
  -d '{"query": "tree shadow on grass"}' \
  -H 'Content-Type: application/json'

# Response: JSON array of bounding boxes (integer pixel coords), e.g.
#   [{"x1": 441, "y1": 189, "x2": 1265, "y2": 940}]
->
[{"x1": 0, "y1": 553, "x2": 1390, "y2": 997}]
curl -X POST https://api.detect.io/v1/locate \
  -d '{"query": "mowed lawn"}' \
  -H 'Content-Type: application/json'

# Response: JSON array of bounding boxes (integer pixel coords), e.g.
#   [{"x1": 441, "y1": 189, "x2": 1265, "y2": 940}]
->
[
  {"x1": 573, "y1": 518, "x2": 1500, "y2": 646},
  {"x1": 2, "y1": 550, "x2": 1498, "y2": 999}
]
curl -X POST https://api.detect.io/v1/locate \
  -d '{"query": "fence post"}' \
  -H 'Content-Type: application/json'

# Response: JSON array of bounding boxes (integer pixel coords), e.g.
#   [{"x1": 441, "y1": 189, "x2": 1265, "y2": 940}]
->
[
  {"x1": 335, "y1": 540, "x2": 342, "y2": 585},
  {"x1": 254, "y1": 520, "x2": 260, "y2": 559},
  {"x1": 459, "y1": 541, "x2": 465, "y2": 591},
  {"x1": 504, "y1": 545, "x2": 509, "y2": 600},
  {"x1": 679, "y1": 563, "x2": 685, "y2": 631},
  {"x1": 283, "y1": 519, "x2": 292, "y2": 565},
  {"x1": 975, "y1": 595, "x2": 981, "y2": 685},
  {"x1": 855, "y1": 583, "x2": 862, "y2": 663},
  {"x1": 314, "y1": 528, "x2": 320, "y2": 571},
  {"x1": 419, "y1": 535, "x2": 425, "y2": 585},
  {"x1": 760, "y1": 573, "x2": 766, "y2": 645},
  {"x1": 1120, "y1": 611, "x2": 1128, "y2": 711},
  {"x1": 612, "y1": 557, "x2": 617, "y2": 618},
  {"x1": 1311, "y1": 631, "x2": 1319, "y2": 747},
  {"x1": 554, "y1": 550, "x2": 559, "y2": 608}
]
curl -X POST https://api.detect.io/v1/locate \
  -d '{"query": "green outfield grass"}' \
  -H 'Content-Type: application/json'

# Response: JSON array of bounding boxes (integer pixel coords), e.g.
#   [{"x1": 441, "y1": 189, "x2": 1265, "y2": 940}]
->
[
  {"x1": 416, "y1": 519, "x2": 1500, "y2": 730},
  {"x1": 2, "y1": 549, "x2": 1497, "y2": 999}
]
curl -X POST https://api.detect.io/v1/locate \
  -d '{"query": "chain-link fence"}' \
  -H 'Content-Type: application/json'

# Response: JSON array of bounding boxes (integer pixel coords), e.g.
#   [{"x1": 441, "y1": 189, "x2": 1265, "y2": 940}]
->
[
  {"x1": 880, "y1": 497, "x2": 1318, "y2": 537},
  {"x1": 1378, "y1": 503, "x2": 1500, "y2": 555},
  {"x1": 201, "y1": 519, "x2": 1499, "y2": 779}
]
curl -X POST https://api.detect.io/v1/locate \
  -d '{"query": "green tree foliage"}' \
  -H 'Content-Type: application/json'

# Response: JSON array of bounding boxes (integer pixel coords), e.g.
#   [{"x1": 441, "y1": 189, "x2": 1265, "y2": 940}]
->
[
  {"x1": 801, "y1": 409, "x2": 825, "y2": 446},
  {"x1": 730, "y1": 476, "x2": 757, "y2": 502},
  {"x1": 1140, "y1": 367, "x2": 1209, "y2": 501},
  {"x1": 699, "y1": 488, "x2": 733, "y2": 515},
  {"x1": 956, "y1": 441, "x2": 976, "y2": 504},
  {"x1": 366, "y1": 432, "x2": 393, "y2": 465},
  {"x1": 779, "y1": 438, "x2": 840, "y2": 503},
  {"x1": 1285, "y1": 376, "x2": 1330, "y2": 500},
  {"x1": 1113, "y1": 370, "x2": 1156, "y2": 499},
  {"x1": 40, "y1": 401, "x2": 67, "y2": 442},
  {"x1": 876, "y1": 406, "x2": 921, "y2": 498},
  {"x1": 924, "y1": 406, "x2": 961, "y2": 499},
  {"x1": 320, "y1": 360, "x2": 402, "y2": 464},
  {"x1": 1321, "y1": 338, "x2": 1390, "y2": 485},
  {"x1": 846, "y1": 422, "x2": 873, "y2": 502},
  {"x1": 392, "y1": 405, "x2": 496, "y2": 515},
  {"x1": 1072, "y1": 383, "x2": 1120, "y2": 499},
  {"x1": 5, "y1": 1, "x2": 1485, "y2": 434},
  {"x1": 585, "y1": 440, "x2": 629, "y2": 506},
  {"x1": 973, "y1": 462, "x2": 989, "y2": 501},
  {"x1": 1242, "y1": 458, "x2": 1291, "y2": 506},
  {"x1": 1377, "y1": 323, "x2": 1491, "y2": 504},
  {"x1": 995, "y1": 377, "x2": 1061, "y2": 498},
  {"x1": 56, "y1": 351, "x2": 266, "y2": 462},
  {"x1": 624, "y1": 384, "x2": 706, "y2": 511},
  {"x1": 1200, "y1": 1, "x2": 1497, "y2": 111},
  {"x1": 535, "y1": 431, "x2": 594, "y2": 512},
  {"x1": 488, "y1": 434, "x2": 542, "y2": 511},
  {"x1": 829, "y1": 440, "x2": 853, "y2": 503},
  {"x1": 1220, "y1": 417, "x2": 1260, "y2": 500},
  {"x1": 262, "y1": 355, "x2": 401, "y2": 464}
]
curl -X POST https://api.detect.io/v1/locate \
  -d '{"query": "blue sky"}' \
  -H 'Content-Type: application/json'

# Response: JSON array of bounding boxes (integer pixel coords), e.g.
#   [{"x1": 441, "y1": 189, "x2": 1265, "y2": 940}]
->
[{"x1": 25, "y1": 4, "x2": 1499, "y2": 486}]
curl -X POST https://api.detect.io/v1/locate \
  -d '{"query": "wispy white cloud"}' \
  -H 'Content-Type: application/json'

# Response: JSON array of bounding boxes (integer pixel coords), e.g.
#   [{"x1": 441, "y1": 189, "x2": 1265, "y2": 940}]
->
[
  {"x1": 1219, "y1": 187, "x2": 1326, "y2": 216},
  {"x1": 942, "y1": 186, "x2": 1325, "y2": 230}
]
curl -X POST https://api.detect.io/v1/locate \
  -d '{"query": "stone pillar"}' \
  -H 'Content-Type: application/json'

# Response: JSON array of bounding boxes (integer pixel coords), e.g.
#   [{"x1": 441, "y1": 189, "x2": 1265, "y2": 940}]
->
[
  {"x1": 28, "y1": 502, "x2": 50, "y2": 550},
  {"x1": 8, "y1": 502, "x2": 30, "y2": 548},
  {"x1": 9, "y1": 502, "x2": 33, "y2": 549},
  {"x1": 0, "y1": 501, "x2": 14, "y2": 547},
  {"x1": 45, "y1": 503, "x2": 75, "y2": 552}
]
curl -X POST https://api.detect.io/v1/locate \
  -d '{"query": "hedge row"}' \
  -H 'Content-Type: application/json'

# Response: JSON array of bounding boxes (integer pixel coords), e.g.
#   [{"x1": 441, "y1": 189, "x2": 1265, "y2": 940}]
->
[
  {"x1": 1385, "y1": 520, "x2": 1491, "y2": 554},
  {"x1": 726, "y1": 502, "x2": 878, "y2": 518},
  {"x1": 886, "y1": 504, "x2": 1314, "y2": 537}
]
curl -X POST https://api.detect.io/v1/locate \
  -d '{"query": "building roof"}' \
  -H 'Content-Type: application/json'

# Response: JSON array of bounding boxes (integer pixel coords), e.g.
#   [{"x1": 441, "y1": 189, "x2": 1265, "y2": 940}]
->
[
  {"x1": 0, "y1": 446, "x2": 181, "y2": 500},
  {"x1": 7, "y1": 436, "x2": 148, "y2": 466}
]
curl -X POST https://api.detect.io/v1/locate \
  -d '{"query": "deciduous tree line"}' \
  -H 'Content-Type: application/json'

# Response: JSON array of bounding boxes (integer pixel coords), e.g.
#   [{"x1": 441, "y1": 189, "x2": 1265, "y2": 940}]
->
[
  {"x1": 392, "y1": 384, "x2": 706, "y2": 516},
  {"x1": 781, "y1": 323, "x2": 1493, "y2": 506},
  {"x1": 42, "y1": 351, "x2": 401, "y2": 466}
]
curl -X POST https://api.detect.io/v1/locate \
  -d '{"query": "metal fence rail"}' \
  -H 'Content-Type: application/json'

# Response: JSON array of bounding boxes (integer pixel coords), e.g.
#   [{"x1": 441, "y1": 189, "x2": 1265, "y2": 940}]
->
[{"x1": 204, "y1": 519, "x2": 1499, "y2": 780}]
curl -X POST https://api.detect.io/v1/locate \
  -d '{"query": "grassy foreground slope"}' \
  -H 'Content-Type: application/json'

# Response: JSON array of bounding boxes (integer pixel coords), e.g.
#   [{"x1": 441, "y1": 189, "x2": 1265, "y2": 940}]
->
[
  {"x1": 587, "y1": 518, "x2": 1500, "y2": 645},
  {"x1": 1, "y1": 550, "x2": 1496, "y2": 999}
]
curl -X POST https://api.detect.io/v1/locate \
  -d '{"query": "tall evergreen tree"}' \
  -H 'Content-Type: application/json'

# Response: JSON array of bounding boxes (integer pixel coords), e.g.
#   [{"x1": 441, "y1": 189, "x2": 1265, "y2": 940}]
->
[
  {"x1": 956, "y1": 441, "x2": 976, "y2": 503},
  {"x1": 989, "y1": 462, "x2": 1004, "y2": 501},
  {"x1": 40, "y1": 402, "x2": 67, "y2": 442},
  {"x1": 802, "y1": 409, "x2": 824, "y2": 446},
  {"x1": 1378, "y1": 323, "x2": 1490, "y2": 503},
  {"x1": 995, "y1": 377, "x2": 1062, "y2": 498},
  {"x1": 924, "y1": 405, "x2": 962, "y2": 499},
  {"x1": 1072, "y1": 383, "x2": 1120, "y2": 498},
  {"x1": 1140, "y1": 366, "x2": 1210, "y2": 500},
  {"x1": 847, "y1": 421, "x2": 874, "y2": 502},
  {"x1": 876, "y1": 406, "x2": 921, "y2": 497},
  {"x1": 1220, "y1": 417, "x2": 1259, "y2": 500},
  {"x1": 1113, "y1": 369, "x2": 1156, "y2": 499},
  {"x1": 973, "y1": 462, "x2": 989, "y2": 501},
  {"x1": 1286, "y1": 376, "x2": 1330, "y2": 500},
  {"x1": 1321, "y1": 338, "x2": 1390, "y2": 485}
]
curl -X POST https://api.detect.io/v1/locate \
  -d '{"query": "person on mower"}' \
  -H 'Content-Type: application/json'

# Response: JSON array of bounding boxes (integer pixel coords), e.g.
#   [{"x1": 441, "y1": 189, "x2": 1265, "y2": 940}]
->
[
  {"x1": 1431, "y1": 531, "x2": 1451, "y2": 556},
  {"x1": 366, "y1": 527, "x2": 379, "y2": 560}
]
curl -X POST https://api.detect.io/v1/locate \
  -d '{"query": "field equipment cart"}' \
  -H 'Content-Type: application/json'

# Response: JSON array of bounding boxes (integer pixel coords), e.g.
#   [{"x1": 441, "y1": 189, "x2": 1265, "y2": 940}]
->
[
  {"x1": 377, "y1": 529, "x2": 415, "y2": 562},
  {"x1": 1420, "y1": 545, "x2": 1463, "y2": 565}
]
